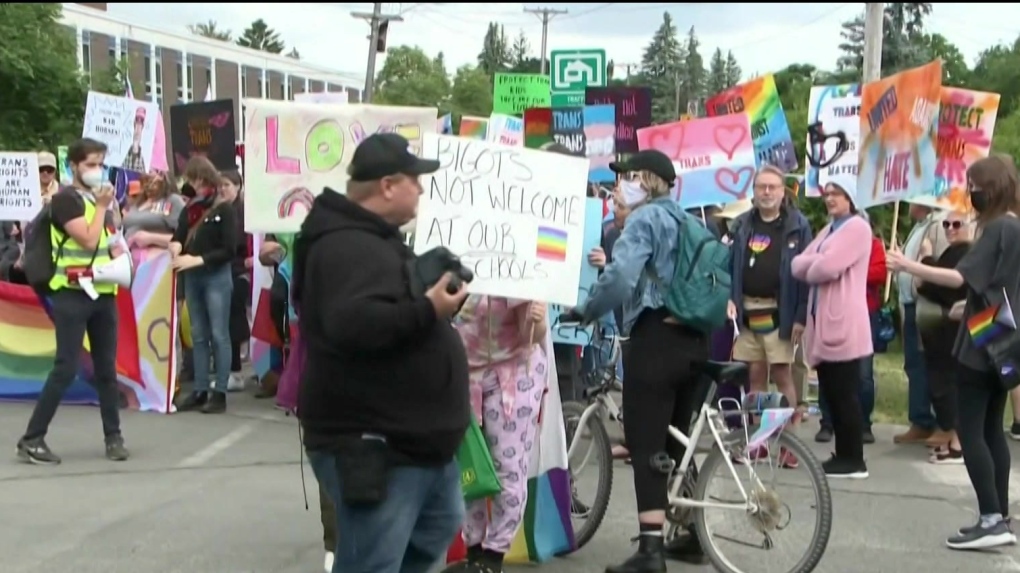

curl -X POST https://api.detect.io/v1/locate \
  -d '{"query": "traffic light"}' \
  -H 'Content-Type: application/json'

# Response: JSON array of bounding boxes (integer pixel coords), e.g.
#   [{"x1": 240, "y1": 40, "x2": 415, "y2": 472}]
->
[{"x1": 376, "y1": 21, "x2": 388, "y2": 53}]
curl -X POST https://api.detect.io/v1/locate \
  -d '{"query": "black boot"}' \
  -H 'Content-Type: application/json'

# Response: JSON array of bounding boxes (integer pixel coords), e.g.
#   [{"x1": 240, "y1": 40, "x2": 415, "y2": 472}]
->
[
  {"x1": 477, "y1": 549, "x2": 504, "y2": 573},
  {"x1": 605, "y1": 535, "x2": 666, "y2": 573},
  {"x1": 465, "y1": 544, "x2": 483, "y2": 563},
  {"x1": 201, "y1": 391, "x2": 227, "y2": 414},
  {"x1": 176, "y1": 391, "x2": 207, "y2": 412},
  {"x1": 664, "y1": 527, "x2": 707, "y2": 564}
]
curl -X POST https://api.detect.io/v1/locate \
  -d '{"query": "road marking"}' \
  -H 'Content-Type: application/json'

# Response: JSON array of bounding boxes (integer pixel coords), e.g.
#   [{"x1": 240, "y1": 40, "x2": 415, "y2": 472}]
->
[{"x1": 177, "y1": 423, "x2": 256, "y2": 468}]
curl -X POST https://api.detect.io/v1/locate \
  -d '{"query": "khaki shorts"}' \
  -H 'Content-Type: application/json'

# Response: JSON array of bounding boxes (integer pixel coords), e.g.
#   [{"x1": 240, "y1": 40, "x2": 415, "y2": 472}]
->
[{"x1": 733, "y1": 296, "x2": 795, "y2": 364}]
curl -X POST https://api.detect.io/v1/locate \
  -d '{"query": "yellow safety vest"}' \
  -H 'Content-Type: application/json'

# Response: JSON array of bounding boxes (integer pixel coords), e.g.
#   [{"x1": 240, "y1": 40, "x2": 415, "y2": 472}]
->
[{"x1": 48, "y1": 197, "x2": 117, "y2": 295}]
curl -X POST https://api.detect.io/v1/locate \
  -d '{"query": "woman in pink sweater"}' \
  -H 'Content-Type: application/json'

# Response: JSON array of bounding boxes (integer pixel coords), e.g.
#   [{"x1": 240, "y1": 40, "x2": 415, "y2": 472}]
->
[{"x1": 791, "y1": 182, "x2": 873, "y2": 479}]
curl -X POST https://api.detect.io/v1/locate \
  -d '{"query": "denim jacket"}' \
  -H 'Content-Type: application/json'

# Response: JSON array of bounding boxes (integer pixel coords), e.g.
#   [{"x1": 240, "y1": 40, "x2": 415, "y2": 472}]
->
[
  {"x1": 580, "y1": 197, "x2": 690, "y2": 334},
  {"x1": 728, "y1": 206, "x2": 813, "y2": 340}
]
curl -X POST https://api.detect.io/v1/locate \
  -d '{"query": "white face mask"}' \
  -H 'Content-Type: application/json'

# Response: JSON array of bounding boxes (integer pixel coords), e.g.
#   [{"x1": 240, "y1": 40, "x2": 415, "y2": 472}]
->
[
  {"x1": 79, "y1": 169, "x2": 104, "y2": 189},
  {"x1": 619, "y1": 179, "x2": 648, "y2": 207}
]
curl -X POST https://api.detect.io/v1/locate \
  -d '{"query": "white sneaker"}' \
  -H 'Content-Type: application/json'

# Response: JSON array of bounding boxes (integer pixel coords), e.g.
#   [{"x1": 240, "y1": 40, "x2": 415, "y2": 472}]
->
[
  {"x1": 227, "y1": 373, "x2": 246, "y2": 392},
  {"x1": 324, "y1": 551, "x2": 334, "y2": 572}
]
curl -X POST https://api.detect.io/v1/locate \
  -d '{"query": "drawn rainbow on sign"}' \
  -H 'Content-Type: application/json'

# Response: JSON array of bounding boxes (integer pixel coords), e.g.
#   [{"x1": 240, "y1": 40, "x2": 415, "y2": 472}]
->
[
  {"x1": 459, "y1": 116, "x2": 489, "y2": 140},
  {"x1": 276, "y1": 187, "x2": 315, "y2": 218},
  {"x1": 536, "y1": 226, "x2": 568, "y2": 262}
]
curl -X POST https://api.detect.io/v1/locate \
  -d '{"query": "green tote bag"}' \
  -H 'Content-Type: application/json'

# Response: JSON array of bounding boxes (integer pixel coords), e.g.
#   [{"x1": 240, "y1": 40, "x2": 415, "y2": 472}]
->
[{"x1": 456, "y1": 417, "x2": 502, "y2": 501}]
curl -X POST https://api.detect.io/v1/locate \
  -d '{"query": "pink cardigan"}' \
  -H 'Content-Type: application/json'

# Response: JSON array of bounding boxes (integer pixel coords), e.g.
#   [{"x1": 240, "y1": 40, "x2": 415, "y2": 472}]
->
[{"x1": 791, "y1": 216, "x2": 874, "y2": 367}]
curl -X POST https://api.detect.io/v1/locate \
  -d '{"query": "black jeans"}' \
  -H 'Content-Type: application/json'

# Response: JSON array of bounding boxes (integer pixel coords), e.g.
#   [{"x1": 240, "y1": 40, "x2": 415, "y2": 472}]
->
[
  {"x1": 622, "y1": 308, "x2": 708, "y2": 513},
  {"x1": 817, "y1": 359, "x2": 864, "y2": 464},
  {"x1": 24, "y1": 289, "x2": 121, "y2": 441},
  {"x1": 956, "y1": 365, "x2": 1011, "y2": 516}
]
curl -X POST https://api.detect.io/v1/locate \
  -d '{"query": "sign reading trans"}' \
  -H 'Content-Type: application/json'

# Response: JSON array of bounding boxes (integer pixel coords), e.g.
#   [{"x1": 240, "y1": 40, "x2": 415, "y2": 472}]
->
[{"x1": 550, "y1": 49, "x2": 607, "y2": 108}]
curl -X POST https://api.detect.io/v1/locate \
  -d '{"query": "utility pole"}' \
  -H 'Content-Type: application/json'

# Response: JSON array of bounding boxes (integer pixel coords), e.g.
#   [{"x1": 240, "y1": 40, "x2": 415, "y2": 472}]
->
[
  {"x1": 524, "y1": 6, "x2": 568, "y2": 75},
  {"x1": 614, "y1": 62, "x2": 639, "y2": 81},
  {"x1": 352, "y1": 3, "x2": 404, "y2": 103},
  {"x1": 862, "y1": 3, "x2": 884, "y2": 83}
]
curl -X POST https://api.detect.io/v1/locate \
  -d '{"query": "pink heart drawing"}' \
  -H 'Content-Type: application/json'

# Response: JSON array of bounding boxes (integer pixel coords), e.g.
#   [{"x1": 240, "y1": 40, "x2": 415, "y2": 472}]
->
[
  {"x1": 715, "y1": 166, "x2": 755, "y2": 198},
  {"x1": 713, "y1": 123, "x2": 748, "y2": 160},
  {"x1": 647, "y1": 124, "x2": 685, "y2": 160}
]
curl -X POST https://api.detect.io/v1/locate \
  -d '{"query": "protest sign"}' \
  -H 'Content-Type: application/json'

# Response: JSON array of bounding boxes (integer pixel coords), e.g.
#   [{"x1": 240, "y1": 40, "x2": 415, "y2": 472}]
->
[
  {"x1": 549, "y1": 198, "x2": 604, "y2": 345},
  {"x1": 243, "y1": 99, "x2": 437, "y2": 233},
  {"x1": 637, "y1": 115, "x2": 756, "y2": 208},
  {"x1": 585, "y1": 105, "x2": 616, "y2": 183},
  {"x1": 858, "y1": 60, "x2": 942, "y2": 208},
  {"x1": 585, "y1": 87, "x2": 652, "y2": 154},
  {"x1": 413, "y1": 134, "x2": 590, "y2": 306},
  {"x1": 82, "y1": 91, "x2": 159, "y2": 171},
  {"x1": 493, "y1": 73, "x2": 552, "y2": 116},
  {"x1": 705, "y1": 74, "x2": 798, "y2": 172},
  {"x1": 438, "y1": 114, "x2": 453, "y2": 135},
  {"x1": 0, "y1": 153, "x2": 43, "y2": 221},
  {"x1": 294, "y1": 91, "x2": 349, "y2": 104},
  {"x1": 523, "y1": 108, "x2": 553, "y2": 149},
  {"x1": 805, "y1": 84, "x2": 862, "y2": 197},
  {"x1": 169, "y1": 99, "x2": 237, "y2": 174},
  {"x1": 551, "y1": 108, "x2": 586, "y2": 156},
  {"x1": 460, "y1": 116, "x2": 489, "y2": 140},
  {"x1": 932, "y1": 87, "x2": 1000, "y2": 212},
  {"x1": 487, "y1": 113, "x2": 524, "y2": 147}
]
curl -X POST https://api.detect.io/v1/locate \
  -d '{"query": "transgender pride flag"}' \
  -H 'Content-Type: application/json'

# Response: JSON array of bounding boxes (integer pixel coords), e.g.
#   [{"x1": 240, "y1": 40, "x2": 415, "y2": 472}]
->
[{"x1": 447, "y1": 328, "x2": 577, "y2": 564}]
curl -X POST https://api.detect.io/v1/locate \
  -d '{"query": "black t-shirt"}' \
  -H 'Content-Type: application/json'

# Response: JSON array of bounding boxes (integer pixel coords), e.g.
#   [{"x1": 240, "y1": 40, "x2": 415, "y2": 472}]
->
[
  {"x1": 170, "y1": 201, "x2": 238, "y2": 269},
  {"x1": 953, "y1": 215, "x2": 1020, "y2": 372},
  {"x1": 50, "y1": 186, "x2": 115, "y2": 234},
  {"x1": 741, "y1": 213, "x2": 784, "y2": 298}
]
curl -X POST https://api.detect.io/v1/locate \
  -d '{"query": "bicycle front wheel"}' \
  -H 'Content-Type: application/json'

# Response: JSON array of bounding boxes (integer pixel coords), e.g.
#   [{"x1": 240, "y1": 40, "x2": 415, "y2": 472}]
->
[
  {"x1": 561, "y1": 400, "x2": 613, "y2": 550},
  {"x1": 692, "y1": 430, "x2": 832, "y2": 573}
]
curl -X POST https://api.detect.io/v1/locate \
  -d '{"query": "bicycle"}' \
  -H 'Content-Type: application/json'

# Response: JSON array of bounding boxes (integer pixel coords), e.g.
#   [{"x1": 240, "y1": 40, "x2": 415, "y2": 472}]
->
[{"x1": 560, "y1": 320, "x2": 623, "y2": 549}]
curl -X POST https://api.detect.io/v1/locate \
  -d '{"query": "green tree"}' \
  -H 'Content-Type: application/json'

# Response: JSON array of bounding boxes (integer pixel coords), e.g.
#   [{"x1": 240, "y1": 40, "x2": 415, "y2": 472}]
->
[
  {"x1": 0, "y1": 4, "x2": 90, "y2": 151},
  {"x1": 92, "y1": 57, "x2": 133, "y2": 96},
  {"x1": 724, "y1": 50, "x2": 742, "y2": 87},
  {"x1": 286, "y1": 47, "x2": 300, "y2": 60},
  {"x1": 477, "y1": 23, "x2": 511, "y2": 78},
  {"x1": 374, "y1": 46, "x2": 451, "y2": 109},
  {"x1": 915, "y1": 33, "x2": 968, "y2": 86},
  {"x1": 638, "y1": 12, "x2": 685, "y2": 123},
  {"x1": 706, "y1": 48, "x2": 728, "y2": 95},
  {"x1": 188, "y1": 20, "x2": 232, "y2": 41},
  {"x1": 970, "y1": 40, "x2": 1020, "y2": 117},
  {"x1": 510, "y1": 31, "x2": 529, "y2": 69},
  {"x1": 677, "y1": 26, "x2": 706, "y2": 114},
  {"x1": 237, "y1": 19, "x2": 285, "y2": 54},
  {"x1": 450, "y1": 64, "x2": 493, "y2": 117},
  {"x1": 837, "y1": 3, "x2": 933, "y2": 75}
]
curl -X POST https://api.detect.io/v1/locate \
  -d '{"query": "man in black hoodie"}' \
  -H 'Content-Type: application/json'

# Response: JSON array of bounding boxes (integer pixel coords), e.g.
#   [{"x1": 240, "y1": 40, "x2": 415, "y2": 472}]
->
[{"x1": 292, "y1": 133, "x2": 470, "y2": 573}]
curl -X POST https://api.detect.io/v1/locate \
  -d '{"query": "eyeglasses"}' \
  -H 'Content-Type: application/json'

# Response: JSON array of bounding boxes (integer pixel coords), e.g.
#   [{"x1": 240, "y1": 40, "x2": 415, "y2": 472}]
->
[
  {"x1": 942, "y1": 220, "x2": 965, "y2": 230},
  {"x1": 39, "y1": 167, "x2": 55, "y2": 174},
  {"x1": 753, "y1": 183, "x2": 783, "y2": 193}
]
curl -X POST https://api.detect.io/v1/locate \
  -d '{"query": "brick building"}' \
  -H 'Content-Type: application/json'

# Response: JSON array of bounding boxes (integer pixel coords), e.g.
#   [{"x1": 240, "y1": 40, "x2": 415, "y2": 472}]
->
[{"x1": 63, "y1": 3, "x2": 364, "y2": 164}]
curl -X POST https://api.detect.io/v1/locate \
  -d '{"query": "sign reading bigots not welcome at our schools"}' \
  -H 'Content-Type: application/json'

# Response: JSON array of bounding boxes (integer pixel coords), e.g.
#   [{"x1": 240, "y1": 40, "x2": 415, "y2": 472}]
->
[
  {"x1": 170, "y1": 99, "x2": 238, "y2": 175},
  {"x1": 413, "y1": 134, "x2": 590, "y2": 306}
]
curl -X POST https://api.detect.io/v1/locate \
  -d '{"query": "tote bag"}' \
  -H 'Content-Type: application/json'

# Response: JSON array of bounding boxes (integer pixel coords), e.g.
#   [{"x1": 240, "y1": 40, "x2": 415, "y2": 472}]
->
[{"x1": 457, "y1": 417, "x2": 501, "y2": 501}]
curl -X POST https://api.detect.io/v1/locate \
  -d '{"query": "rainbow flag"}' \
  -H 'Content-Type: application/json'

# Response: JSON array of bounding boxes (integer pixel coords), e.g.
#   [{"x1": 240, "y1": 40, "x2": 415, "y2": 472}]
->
[
  {"x1": 747, "y1": 313, "x2": 776, "y2": 333},
  {"x1": 968, "y1": 304, "x2": 1010, "y2": 348},
  {"x1": 536, "y1": 226, "x2": 568, "y2": 262}
]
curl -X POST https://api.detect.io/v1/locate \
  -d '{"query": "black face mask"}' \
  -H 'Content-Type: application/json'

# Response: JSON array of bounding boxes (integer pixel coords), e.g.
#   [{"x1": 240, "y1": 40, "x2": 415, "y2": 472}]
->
[
  {"x1": 970, "y1": 190, "x2": 989, "y2": 213},
  {"x1": 181, "y1": 182, "x2": 196, "y2": 198}
]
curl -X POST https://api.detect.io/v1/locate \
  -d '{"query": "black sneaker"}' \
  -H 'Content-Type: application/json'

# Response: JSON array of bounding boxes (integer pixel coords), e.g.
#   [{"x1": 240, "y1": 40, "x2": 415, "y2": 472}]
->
[
  {"x1": 105, "y1": 436, "x2": 130, "y2": 461},
  {"x1": 822, "y1": 455, "x2": 868, "y2": 479},
  {"x1": 959, "y1": 516, "x2": 1013, "y2": 535},
  {"x1": 16, "y1": 438, "x2": 61, "y2": 465},
  {"x1": 947, "y1": 519, "x2": 1016, "y2": 550},
  {"x1": 862, "y1": 427, "x2": 876, "y2": 444},
  {"x1": 664, "y1": 529, "x2": 707, "y2": 564},
  {"x1": 176, "y1": 391, "x2": 207, "y2": 412},
  {"x1": 814, "y1": 426, "x2": 833, "y2": 443},
  {"x1": 1010, "y1": 422, "x2": 1020, "y2": 441},
  {"x1": 201, "y1": 391, "x2": 227, "y2": 414}
]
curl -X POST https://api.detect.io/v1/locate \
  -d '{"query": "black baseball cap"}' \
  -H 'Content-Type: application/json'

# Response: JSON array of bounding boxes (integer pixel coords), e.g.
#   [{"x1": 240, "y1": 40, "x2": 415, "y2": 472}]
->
[
  {"x1": 609, "y1": 150, "x2": 676, "y2": 183},
  {"x1": 348, "y1": 133, "x2": 440, "y2": 182}
]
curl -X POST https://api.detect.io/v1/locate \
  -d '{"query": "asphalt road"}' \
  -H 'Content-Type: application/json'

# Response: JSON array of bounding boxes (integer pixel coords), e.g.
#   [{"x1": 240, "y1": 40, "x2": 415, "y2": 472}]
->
[{"x1": 1, "y1": 391, "x2": 1019, "y2": 573}]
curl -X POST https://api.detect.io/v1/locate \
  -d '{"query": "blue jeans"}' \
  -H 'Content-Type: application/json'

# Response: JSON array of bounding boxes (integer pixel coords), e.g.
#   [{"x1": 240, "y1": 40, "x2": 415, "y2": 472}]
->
[
  {"x1": 308, "y1": 451, "x2": 463, "y2": 573},
  {"x1": 820, "y1": 313, "x2": 878, "y2": 430},
  {"x1": 902, "y1": 303, "x2": 936, "y2": 429},
  {"x1": 184, "y1": 264, "x2": 233, "y2": 393}
]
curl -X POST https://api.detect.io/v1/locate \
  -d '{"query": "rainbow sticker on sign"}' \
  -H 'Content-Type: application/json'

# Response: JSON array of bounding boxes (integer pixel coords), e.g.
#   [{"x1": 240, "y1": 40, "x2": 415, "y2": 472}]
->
[{"x1": 536, "y1": 226, "x2": 568, "y2": 262}]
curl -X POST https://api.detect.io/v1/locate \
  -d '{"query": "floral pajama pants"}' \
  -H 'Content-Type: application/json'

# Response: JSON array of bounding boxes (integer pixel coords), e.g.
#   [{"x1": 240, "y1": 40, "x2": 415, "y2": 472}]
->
[{"x1": 463, "y1": 355, "x2": 547, "y2": 553}]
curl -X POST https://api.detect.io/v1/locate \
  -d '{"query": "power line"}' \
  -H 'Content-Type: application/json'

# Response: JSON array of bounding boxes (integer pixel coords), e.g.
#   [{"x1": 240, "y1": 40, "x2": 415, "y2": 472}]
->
[
  {"x1": 524, "y1": 6, "x2": 569, "y2": 75},
  {"x1": 352, "y1": 3, "x2": 404, "y2": 102}
]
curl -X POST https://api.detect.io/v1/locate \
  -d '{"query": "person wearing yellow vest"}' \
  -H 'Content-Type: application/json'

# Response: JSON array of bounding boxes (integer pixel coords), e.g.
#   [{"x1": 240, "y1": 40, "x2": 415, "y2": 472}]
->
[{"x1": 17, "y1": 138, "x2": 129, "y2": 465}]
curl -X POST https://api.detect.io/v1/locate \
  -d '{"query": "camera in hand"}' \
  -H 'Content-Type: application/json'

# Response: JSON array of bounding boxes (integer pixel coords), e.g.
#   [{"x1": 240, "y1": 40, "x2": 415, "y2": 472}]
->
[{"x1": 408, "y1": 247, "x2": 474, "y2": 295}]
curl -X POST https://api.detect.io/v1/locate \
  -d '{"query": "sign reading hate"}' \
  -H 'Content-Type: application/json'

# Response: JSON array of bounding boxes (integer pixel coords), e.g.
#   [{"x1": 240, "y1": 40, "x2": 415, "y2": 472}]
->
[
  {"x1": 414, "y1": 134, "x2": 589, "y2": 306},
  {"x1": 0, "y1": 152, "x2": 43, "y2": 221},
  {"x1": 243, "y1": 99, "x2": 437, "y2": 233}
]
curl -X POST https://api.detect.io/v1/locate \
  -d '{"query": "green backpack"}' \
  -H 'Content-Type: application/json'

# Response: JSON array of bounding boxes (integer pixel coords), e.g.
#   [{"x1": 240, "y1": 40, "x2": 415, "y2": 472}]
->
[{"x1": 647, "y1": 206, "x2": 732, "y2": 334}]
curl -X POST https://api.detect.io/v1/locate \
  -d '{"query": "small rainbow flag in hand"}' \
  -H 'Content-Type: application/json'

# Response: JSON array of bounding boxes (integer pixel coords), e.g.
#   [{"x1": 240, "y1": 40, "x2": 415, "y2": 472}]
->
[
  {"x1": 968, "y1": 304, "x2": 1008, "y2": 347},
  {"x1": 536, "y1": 226, "x2": 568, "y2": 262}
]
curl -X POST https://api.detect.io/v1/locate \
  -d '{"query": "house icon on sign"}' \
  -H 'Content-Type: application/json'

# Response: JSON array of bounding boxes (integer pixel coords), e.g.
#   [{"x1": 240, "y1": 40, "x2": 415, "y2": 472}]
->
[{"x1": 559, "y1": 60, "x2": 594, "y2": 88}]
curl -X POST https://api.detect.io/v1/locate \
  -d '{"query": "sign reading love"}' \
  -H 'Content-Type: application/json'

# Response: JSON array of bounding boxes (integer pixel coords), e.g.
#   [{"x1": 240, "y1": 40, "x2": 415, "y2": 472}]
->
[{"x1": 636, "y1": 115, "x2": 756, "y2": 208}]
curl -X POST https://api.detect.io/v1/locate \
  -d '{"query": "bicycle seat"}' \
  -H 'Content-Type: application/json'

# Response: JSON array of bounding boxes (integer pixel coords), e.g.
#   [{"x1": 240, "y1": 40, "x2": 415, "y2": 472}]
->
[{"x1": 693, "y1": 360, "x2": 747, "y2": 384}]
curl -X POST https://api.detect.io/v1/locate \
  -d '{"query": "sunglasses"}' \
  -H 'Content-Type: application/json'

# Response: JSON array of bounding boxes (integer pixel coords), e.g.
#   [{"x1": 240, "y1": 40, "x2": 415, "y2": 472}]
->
[
  {"x1": 942, "y1": 220, "x2": 965, "y2": 230},
  {"x1": 39, "y1": 166, "x2": 56, "y2": 174}
]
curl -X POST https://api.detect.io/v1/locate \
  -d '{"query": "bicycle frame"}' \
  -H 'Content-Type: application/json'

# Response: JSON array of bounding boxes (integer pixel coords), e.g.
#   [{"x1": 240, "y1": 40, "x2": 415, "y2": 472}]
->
[
  {"x1": 666, "y1": 380, "x2": 763, "y2": 513},
  {"x1": 566, "y1": 393, "x2": 620, "y2": 462}
]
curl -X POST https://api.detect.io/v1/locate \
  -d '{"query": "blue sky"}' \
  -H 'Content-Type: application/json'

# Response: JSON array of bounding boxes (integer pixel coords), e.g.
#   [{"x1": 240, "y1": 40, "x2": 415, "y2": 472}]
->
[{"x1": 103, "y1": 3, "x2": 1020, "y2": 84}]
